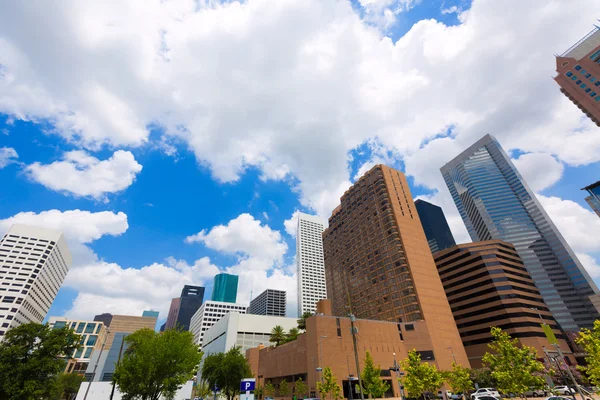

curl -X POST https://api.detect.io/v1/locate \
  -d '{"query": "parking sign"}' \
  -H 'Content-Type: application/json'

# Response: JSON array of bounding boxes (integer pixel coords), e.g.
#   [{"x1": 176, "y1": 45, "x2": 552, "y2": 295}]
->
[{"x1": 240, "y1": 379, "x2": 256, "y2": 392}]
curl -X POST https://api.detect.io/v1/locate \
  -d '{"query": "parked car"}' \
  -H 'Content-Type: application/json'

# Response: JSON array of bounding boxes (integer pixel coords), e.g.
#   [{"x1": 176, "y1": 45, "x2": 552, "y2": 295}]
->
[
  {"x1": 473, "y1": 396, "x2": 500, "y2": 400},
  {"x1": 553, "y1": 387, "x2": 575, "y2": 395},
  {"x1": 545, "y1": 397, "x2": 572, "y2": 400},
  {"x1": 522, "y1": 388, "x2": 549, "y2": 397},
  {"x1": 471, "y1": 389, "x2": 501, "y2": 400}
]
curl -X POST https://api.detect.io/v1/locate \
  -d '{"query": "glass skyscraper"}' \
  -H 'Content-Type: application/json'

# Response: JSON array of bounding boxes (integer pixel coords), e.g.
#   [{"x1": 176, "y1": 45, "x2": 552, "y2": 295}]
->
[
  {"x1": 441, "y1": 134, "x2": 600, "y2": 331},
  {"x1": 582, "y1": 180, "x2": 600, "y2": 217},
  {"x1": 414, "y1": 199, "x2": 456, "y2": 254},
  {"x1": 211, "y1": 273, "x2": 239, "y2": 303}
]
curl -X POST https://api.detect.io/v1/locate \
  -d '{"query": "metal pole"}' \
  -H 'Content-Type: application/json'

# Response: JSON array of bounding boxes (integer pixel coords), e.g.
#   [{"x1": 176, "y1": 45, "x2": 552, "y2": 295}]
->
[
  {"x1": 347, "y1": 356, "x2": 354, "y2": 400},
  {"x1": 393, "y1": 352, "x2": 404, "y2": 400},
  {"x1": 447, "y1": 347, "x2": 457, "y2": 364},
  {"x1": 82, "y1": 327, "x2": 110, "y2": 400},
  {"x1": 350, "y1": 314, "x2": 365, "y2": 400}
]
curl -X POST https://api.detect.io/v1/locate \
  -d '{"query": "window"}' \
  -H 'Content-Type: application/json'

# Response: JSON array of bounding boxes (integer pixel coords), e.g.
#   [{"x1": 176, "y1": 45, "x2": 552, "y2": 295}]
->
[
  {"x1": 581, "y1": 83, "x2": 587, "y2": 89},
  {"x1": 566, "y1": 71, "x2": 573, "y2": 77},
  {"x1": 591, "y1": 92, "x2": 597, "y2": 97},
  {"x1": 596, "y1": 96, "x2": 600, "y2": 102},
  {"x1": 76, "y1": 323, "x2": 85, "y2": 333},
  {"x1": 53, "y1": 321, "x2": 67, "y2": 329},
  {"x1": 74, "y1": 348, "x2": 83, "y2": 358},
  {"x1": 86, "y1": 335, "x2": 98, "y2": 346},
  {"x1": 84, "y1": 347, "x2": 93, "y2": 358},
  {"x1": 581, "y1": 69, "x2": 587, "y2": 74},
  {"x1": 575, "y1": 64, "x2": 582, "y2": 70},
  {"x1": 404, "y1": 324, "x2": 414, "y2": 331},
  {"x1": 586, "y1": 88, "x2": 592, "y2": 93},
  {"x1": 416, "y1": 350, "x2": 435, "y2": 360},
  {"x1": 84, "y1": 323, "x2": 95, "y2": 334},
  {"x1": 576, "y1": 80, "x2": 582, "y2": 84},
  {"x1": 586, "y1": 73, "x2": 592, "y2": 78}
]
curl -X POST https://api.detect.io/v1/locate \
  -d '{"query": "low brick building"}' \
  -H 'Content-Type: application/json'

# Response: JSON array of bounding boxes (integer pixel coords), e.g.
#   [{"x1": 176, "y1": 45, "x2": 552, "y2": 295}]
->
[{"x1": 247, "y1": 300, "x2": 465, "y2": 399}]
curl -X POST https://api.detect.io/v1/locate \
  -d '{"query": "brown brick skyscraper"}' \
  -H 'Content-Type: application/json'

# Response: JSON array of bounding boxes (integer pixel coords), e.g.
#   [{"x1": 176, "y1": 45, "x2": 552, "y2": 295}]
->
[
  {"x1": 323, "y1": 164, "x2": 469, "y2": 369},
  {"x1": 554, "y1": 27, "x2": 600, "y2": 126}
]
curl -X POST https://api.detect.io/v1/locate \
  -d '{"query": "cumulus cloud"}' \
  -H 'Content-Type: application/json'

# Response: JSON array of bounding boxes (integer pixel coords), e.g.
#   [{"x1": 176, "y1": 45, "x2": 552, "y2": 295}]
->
[
  {"x1": 512, "y1": 153, "x2": 564, "y2": 192},
  {"x1": 283, "y1": 210, "x2": 300, "y2": 238},
  {"x1": 185, "y1": 213, "x2": 287, "y2": 269},
  {"x1": 26, "y1": 150, "x2": 142, "y2": 200},
  {"x1": 0, "y1": 147, "x2": 18, "y2": 168}
]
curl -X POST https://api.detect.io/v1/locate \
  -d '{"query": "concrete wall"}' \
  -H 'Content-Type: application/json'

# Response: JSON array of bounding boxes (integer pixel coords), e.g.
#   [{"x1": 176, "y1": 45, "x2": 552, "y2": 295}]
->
[{"x1": 76, "y1": 381, "x2": 194, "y2": 400}]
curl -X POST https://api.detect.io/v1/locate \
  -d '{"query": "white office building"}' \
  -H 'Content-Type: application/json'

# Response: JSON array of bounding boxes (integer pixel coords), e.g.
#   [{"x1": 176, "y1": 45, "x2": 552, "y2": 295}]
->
[
  {"x1": 0, "y1": 224, "x2": 72, "y2": 339},
  {"x1": 202, "y1": 311, "x2": 298, "y2": 356},
  {"x1": 297, "y1": 212, "x2": 327, "y2": 315},
  {"x1": 189, "y1": 300, "x2": 246, "y2": 347}
]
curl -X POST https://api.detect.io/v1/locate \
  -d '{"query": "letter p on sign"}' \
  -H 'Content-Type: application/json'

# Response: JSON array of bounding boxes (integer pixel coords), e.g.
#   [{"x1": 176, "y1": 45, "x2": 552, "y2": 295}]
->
[{"x1": 240, "y1": 379, "x2": 256, "y2": 392}]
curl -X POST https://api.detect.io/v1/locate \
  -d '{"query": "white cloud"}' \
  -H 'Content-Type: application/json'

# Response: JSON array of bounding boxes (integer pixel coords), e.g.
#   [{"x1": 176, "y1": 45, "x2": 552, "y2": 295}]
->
[
  {"x1": 512, "y1": 153, "x2": 564, "y2": 192},
  {"x1": 0, "y1": 147, "x2": 18, "y2": 168},
  {"x1": 26, "y1": 150, "x2": 142, "y2": 200},
  {"x1": 283, "y1": 210, "x2": 300, "y2": 238},
  {"x1": 185, "y1": 213, "x2": 287, "y2": 270}
]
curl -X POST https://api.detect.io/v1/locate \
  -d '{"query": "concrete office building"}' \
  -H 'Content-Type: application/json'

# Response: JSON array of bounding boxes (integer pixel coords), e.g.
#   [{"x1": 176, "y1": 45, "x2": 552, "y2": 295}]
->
[
  {"x1": 247, "y1": 301, "x2": 453, "y2": 399},
  {"x1": 414, "y1": 199, "x2": 456, "y2": 254},
  {"x1": 189, "y1": 300, "x2": 247, "y2": 347},
  {"x1": 84, "y1": 332, "x2": 129, "y2": 382},
  {"x1": 296, "y1": 212, "x2": 327, "y2": 315},
  {"x1": 554, "y1": 27, "x2": 600, "y2": 126},
  {"x1": 164, "y1": 298, "x2": 180, "y2": 330},
  {"x1": 582, "y1": 180, "x2": 600, "y2": 217},
  {"x1": 322, "y1": 165, "x2": 469, "y2": 370},
  {"x1": 433, "y1": 241, "x2": 572, "y2": 367},
  {"x1": 248, "y1": 289, "x2": 286, "y2": 317},
  {"x1": 92, "y1": 313, "x2": 158, "y2": 349},
  {"x1": 175, "y1": 285, "x2": 205, "y2": 331},
  {"x1": 211, "y1": 273, "x2": 239, "y2": 303},
  {"x1": 202, "y1": 312, "x2": 297, "y2": 356},
  {"x1": 0, "y1": 224, "x2": 72, "y2": 340},
  {"x1": 48, "y1": 317, "x2": 108, "y2": 374},
  {"x1": 441, "y1": 134, "x2": 600, "y2": 331}
]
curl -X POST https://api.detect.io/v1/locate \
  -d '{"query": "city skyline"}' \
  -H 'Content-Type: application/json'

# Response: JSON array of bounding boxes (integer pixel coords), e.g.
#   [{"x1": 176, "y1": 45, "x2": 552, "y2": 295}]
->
[{"x1": 1, "y1": 1, "x2": 600, "y2": 325}]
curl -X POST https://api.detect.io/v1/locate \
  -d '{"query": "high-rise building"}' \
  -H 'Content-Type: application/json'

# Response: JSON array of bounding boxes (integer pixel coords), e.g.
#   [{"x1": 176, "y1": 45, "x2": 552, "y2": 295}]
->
[
  {"x1": 91, "y1": 313, "x2": 158, "y2": 349},
  {"x1": 48, "y1": 317, "x2": 108, "y2": 374},
  {"x1": 296, "y1": 212, "x2": 327, "y2": 315},
  {"x1": 142, "y1": 310, "x2": 159, "y2": 319},
  {"x1": 247, "y1": 289, "x2": 286, "y2": 317},
  {"x1": 0, "y1": 224, "x2": 72, "y2": 340},
  {"x1": 322, "y1": 164, "x2": 469, "y2": 370},
  {"x1": 164, "y1": 297, "x2": 180, "y2": 330},
  {"x1": 189, "y1": 300, "x2": 247, "y2": 346},
  {"x1": 554, "y1": 27, "x2": 600, "y2": 126},
  {"x1": 441, "y1": 134, "x2": 600, "y2": 331},
  {"x1": 582, "y1": 180, "x2": 600, "y2": 217},
  {"x1": 176, "y1": 285, "x2": 205, "y2": 331},
  {"x1": 211, "y1": 273, "x2": 239, "y2": 303},
  {"x1": 414, "y1": 199, "x2": 456, "y2": 253},
  {"x1": 433, "y1": 240, "x2": 573, "y2": 367}
]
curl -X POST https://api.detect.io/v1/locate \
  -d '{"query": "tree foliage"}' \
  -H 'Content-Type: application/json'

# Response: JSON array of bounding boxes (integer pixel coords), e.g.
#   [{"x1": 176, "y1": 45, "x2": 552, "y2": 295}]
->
[
  {"x1": 201, "y1": 346, "x2": 253, "y2": 400},
  {"x1": 285, "y1": 328, "x2": 300, "y2": 343},
  {"x1": 577, "y1": 320, "x2": 600, "y2": 386},
  {"x1": 294, "y1": 378, "x2": 308, "y2": 398},
  {"x1": 51, "y1": 373, "x2": 85, "y2": 400},
  {"x1": 0, "y1": 322, "x2": 80, "y2": 400},
  {"x1": 279, "y1": 380, "x2": 289, "y2": 397},
  {"x1": 264, "y1": 382, "x2": 276, "y2": 398},
  {"x1": 400, "y1": 350, "x2": 444, "y2": 400},
  {"x1": 270, "y1": 326, "x2": 286, "y2": 346},
  {"x1": 482, "y1": 327, "x2": 545, "y2": 396},
  {"x1": 113, "y1": 328, "x2": 201, "y2": 400},
  {"x1": 195, "y1": 381, "x2": 213, "y2": 400},
  {"x1": 469, "y1": 368, "x2": 496, "y2": 389},
  {"x1": 316, "y1": 367, "x2": 342, "y2": 400},
  {"x1": 297, "y1": 312, "x2": 313, "y2": 331},
  {"x1": 361, "y1": 351, "x2": 390, "y2": 398},
  {"x1": 443, "y1": 363, "x2": 473, "y2": 397}
]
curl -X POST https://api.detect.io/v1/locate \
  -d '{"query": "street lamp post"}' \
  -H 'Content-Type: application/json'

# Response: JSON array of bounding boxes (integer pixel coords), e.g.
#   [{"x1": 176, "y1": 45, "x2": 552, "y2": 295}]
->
[
  {"x1": 392, "y1": 352, "x2": 405, "y2": 400},
  {"x1": 532, "y1": 308, "x2": 584, "y2": 400},
  {"x1": 319, "y1": 335, "x2": 327, "y2": 383},
  {"x1": 82, "y1": 327, "x2": 110, "y2": 400},
  {"x1": 447, "y1": 347, "x2": 457, "y2": 364}
]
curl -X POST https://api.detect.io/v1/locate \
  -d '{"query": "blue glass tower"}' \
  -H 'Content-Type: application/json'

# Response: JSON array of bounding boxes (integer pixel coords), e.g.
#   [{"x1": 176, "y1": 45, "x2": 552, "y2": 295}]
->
[
  {"x1": 441, "y1": 134, "x2": 600, "y2": 331},
  {"x1": 582, "y1": 180, "x2": 600, "y2": 217},
  {"x1": 211, "y1": 273, "x2": 239, "y2": 303},
  {"x1": 414, "y1": 199, "x2": 456, "y2": 253}
]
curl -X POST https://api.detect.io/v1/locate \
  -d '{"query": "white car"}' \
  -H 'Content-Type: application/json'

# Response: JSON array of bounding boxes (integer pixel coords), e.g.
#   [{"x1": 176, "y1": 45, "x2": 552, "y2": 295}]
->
[
  {"x1": 554, "y1": 387, "x2": 575, "y2": 395},
  {"x1": 471, "y1": 389, "x2": 501, "y2": 400}
]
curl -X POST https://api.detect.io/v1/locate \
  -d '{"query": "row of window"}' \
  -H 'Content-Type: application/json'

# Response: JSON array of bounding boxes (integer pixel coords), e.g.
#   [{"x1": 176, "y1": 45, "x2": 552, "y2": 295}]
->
[{"x1": 566, "y1": 68, "x2": 600, "y2": 101}]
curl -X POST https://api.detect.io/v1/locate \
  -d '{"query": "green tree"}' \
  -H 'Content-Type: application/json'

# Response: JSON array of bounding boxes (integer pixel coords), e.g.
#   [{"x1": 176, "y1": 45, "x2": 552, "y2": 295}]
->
[
  {"x1": 255, "y1": 384, "x2": 264, "y2": 400},
  {"x1": 400, "y1": 350, "x2": 444, "y2": 400},
  {"x1": 201, "y1": 346, "x2": 253, "y2": 400},
  {"x1": 195, "y1": 381, "x2": 213, "y2": 400},
  {"x1": 316, "y1": 367, "x2": 343, "y2": 400},
  {"x1": 469, "y1": 368, "x2": 496, "y2": 389},
  {"x1": 444, "y1": 363, "x2": 473, "y2": 400},
  {"x1": 294, "y1": 378, "x2": 308, "y2": 399},
  {"x1": 286, "y1": 328, "x2": 300, "y2": 343},
  {"x1": 51, "y1": 372, "x2": 85, "y2": 400},
  {"x1": 297, "y1": 312, "x2": 313, "y2": 331},
  {"x1": 264, "y1": 382, "x2": 277, "y2": 398},
  {"x1": 279, "y1": 380, "x2": 289, "y2": 397},
  {"x1": 482, "y1": 327, "x2": 545, "y2": 397},
  {"x1": 113, "y1": 328, "x2": 202, "y2": 400},
  {"x1": 0, "y1": 322, "x2": 80, "y2": 400},
  {"x1": 270, "y1": 326, "x2": 286, "y2": 346},
  {"x1": 577, "y1": 320, "x2": 600, "y2": 386},
  {"x1": 361, "y1": 351, "x2": 390, "y2": 398}
]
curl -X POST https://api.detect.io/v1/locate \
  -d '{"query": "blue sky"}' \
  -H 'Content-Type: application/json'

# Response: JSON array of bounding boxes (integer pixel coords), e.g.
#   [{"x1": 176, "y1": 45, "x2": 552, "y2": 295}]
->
[{"x1": 1, "y1": 0, "x2": 600, "y2": 325}]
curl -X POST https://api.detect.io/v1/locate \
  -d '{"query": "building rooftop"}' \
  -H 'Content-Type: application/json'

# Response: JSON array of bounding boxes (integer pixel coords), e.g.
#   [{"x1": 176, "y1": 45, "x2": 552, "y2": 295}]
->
[
  {"x1": 582, "y1": 180, "x2": 600, "y2": 192},
  {"x1": 561, "y1": 27, "x2": 600, "y2": 59}
]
